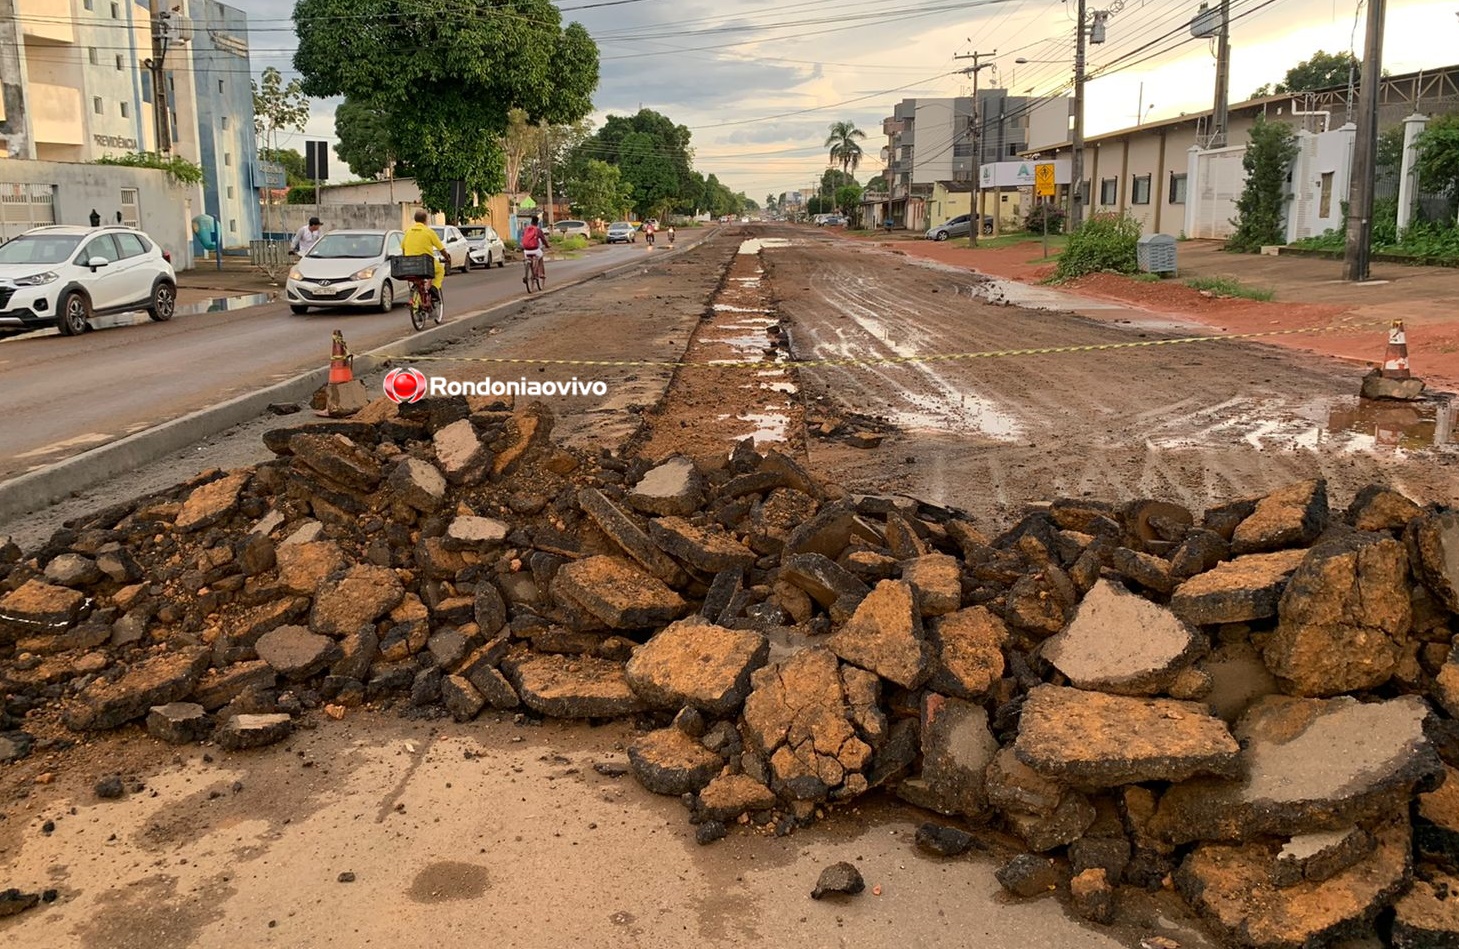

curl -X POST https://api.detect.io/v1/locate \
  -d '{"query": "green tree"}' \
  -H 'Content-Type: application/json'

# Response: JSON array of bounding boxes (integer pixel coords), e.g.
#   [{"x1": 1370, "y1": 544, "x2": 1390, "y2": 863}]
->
[
  {"x1": 334, "y1": 97, "x2": 399, "y2": 180},
  {"x1": 293, "y1": 0, "x2": 599, "y2": 215},
  {"x1": 616, "y1": 131, "x2": 681, "y2": 217},
  {"x1": 825, "y1": 121, "x2": 866, "y2": 178},
  {"x1": 1226, "y1": 118, "x2": 1299, "y2": 253},
  {"x1": 252, "y1": 66, "x2": 310, "y2": 157},
  {"x1": 765, "y1": 193, "x2": 777, "y2": 211},
  {"x1": 1252, "y1": 50, "x2": 1359, "y2": 98},
  {"x1": 834, "y1": 183, "x2": 863, "y2": 217},
  {"x1": 1415, "y1": 113, "x2": 1459, "y2": 216},
  {"x1": 567, "y1": 159, "x2": 631, "y2": 222},
  {"x1": 572, "y1": 109, "x2": 695, "y2": 215}
]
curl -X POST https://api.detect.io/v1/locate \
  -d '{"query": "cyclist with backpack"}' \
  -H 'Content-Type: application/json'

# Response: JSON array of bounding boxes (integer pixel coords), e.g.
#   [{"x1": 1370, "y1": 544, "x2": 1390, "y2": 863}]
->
[{"x1": 520, "y1": 215, "x2": 547, "y2": 288}]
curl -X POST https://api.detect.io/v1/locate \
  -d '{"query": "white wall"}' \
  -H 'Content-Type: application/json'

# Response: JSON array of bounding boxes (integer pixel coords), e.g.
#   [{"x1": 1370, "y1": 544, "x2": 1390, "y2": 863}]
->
[
  {"x1": 1286, "y1": 125, "x2": 1354, "y2": 242},
  {"x1": 0, "y1": 157, "x2": 201, "y2": 268},
  {"x1": 911, "y1": 99, "x2": 958, "y2": 185}
]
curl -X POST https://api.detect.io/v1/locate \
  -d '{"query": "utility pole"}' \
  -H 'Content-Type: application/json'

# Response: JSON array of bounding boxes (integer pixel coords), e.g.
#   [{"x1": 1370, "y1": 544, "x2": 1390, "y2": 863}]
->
[
  {"x1": 1344, "y1": 0, "x2": 1387, "y2": 282},
  {"x1": 143, "y1": 0, "x2": 172, "y2": 155},
  {"x1": 955, "y1": 49, "x2": 996, "y2": 246},
  {"x1": 1070, "y1": 0, "x2": 1088, "y2": 230},
  {"x1": 1210, "y1": 0, "x2": 1232, "y2": 147}
]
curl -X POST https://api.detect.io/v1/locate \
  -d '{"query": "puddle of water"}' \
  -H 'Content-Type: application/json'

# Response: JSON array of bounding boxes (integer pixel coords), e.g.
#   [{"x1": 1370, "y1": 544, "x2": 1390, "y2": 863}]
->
[
  {"x1": 756, "y1": 369, "x2": 786, "y2": 377},
  {"x1": 738, "y1": 238, "x2": 793, "y2": 254},
  {"x1": 761, "y1": 382, "x2": 798, "y2": 394},
  {"x1": 175, "y1": 292, "x2": 278, "y2": 316},
  {"x1": 737, "y1": 410, "x2": 790, "y2": 444},
  {"x1": 712, "y1": 304, "x2": 775, "y2": 314},
  {"x1": 1148, "y1": 395, "x2": 1456, "y2": 455}
]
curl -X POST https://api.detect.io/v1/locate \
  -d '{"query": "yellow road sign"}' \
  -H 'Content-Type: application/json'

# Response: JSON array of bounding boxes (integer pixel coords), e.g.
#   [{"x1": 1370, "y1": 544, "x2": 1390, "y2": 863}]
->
[{"x1": 1034, "y1": 163, "x2": 1055, "y2": 197}]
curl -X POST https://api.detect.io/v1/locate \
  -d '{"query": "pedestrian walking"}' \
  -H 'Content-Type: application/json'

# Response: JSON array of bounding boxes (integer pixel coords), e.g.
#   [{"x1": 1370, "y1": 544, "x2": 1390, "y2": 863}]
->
[{"x1": 291, "y1": 217, "x2": 324, "y2": 257}]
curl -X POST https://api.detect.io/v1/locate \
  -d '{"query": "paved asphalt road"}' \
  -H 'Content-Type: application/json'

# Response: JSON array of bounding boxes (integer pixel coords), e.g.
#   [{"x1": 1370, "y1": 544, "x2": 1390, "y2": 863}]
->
[{"x1": 0, "y1": 243, "x2": 662, "y2": 481}]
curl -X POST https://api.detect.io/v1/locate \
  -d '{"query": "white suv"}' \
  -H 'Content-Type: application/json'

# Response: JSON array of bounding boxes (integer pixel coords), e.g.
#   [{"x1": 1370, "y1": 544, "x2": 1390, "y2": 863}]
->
[{"x1": 0, "y1": 225, "x2": 177, "y2": 336}]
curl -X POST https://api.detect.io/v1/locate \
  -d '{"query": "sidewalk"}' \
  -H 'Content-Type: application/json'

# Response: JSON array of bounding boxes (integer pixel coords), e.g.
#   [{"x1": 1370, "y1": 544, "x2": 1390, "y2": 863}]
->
[{"x1": 875, "y1": 234, "x2": 1459, "y2": 394}]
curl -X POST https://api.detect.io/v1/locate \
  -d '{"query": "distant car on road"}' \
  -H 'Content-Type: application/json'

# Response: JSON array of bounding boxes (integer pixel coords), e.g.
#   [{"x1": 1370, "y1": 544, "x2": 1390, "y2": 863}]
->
[
  {"x1": 0, "y1": 224, "x2": 176, "y2": 337},
  {"x1": 606, "y1": 221, "x2": 638, "y2": 244},
  {"x1": 460, "y1": 224, "x2": 506, "y2": 269},
  {"x1": 430, "y1": 225, "x2": 471, "y2": 273},
  {"x1": 926, "y1": 213, "x2": 995, "y2": 241},
  {"x1": 820, "y1": 215, "x2": 847, "y2": 227},
  {"x1": 286, "y1": 229, "x2": 406, "y2": 315},
  {"x1": 554, "y1": 220, "x2": 591, "y2": 239}
]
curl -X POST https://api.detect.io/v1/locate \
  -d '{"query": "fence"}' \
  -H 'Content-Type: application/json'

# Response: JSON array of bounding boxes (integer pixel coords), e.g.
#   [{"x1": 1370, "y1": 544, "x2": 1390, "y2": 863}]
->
[
  {"x1": 1183, "y1": 145, "x2": 1246, "y2": 240},
  {"x1": 0, "y1": 183, "x2": 57, "y2": 241}
]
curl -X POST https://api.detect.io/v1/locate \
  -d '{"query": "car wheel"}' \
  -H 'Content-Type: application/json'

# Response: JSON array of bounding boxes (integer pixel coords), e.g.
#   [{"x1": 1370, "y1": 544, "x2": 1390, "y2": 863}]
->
[
  {"x1": 484, "y1": 251, "x2": 493, "y2": 269},
  {"x1": 57, "y1": 291, "x2": 90, "y2": 336},
  {"x1": 290, "y1": 304, "x2": 310, "y2": 315},
  {"x1": 377, "y1": 282, "x2": 395, "y2": 313},
  {"x1": 496, "y1": 251, "x2": 504, "y2": 268},
  {"x1": 456, "y1": 253, "x2": 468, "y2": 274},
  {"x1": 147, "y1": 281, "x2": 176, "y2": 322},
  {"x1": 983, "y1": 222, "x2": 994, "y2": 235},
  {"x1": 934, "y1": 231, "x2": 948, "y2": 242}
]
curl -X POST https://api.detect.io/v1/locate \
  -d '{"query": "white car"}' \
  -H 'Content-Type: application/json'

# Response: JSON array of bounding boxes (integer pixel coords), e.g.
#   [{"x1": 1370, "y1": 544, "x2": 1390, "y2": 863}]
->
[
  {"x1": 0, "y1": 225, "x2": 176, "y2": 337},
  {"x1": 286, "y1": 229, "x2": 406, "y2": 314},
  {"x1": 554, "y1": 220, "x2": 591, "y2": 239},
  {"x1": 461, "y1": 224, "x2": 506, "y2": 269},
  {"x1": 605, "y1": 221, "x2": 637, "y2": 244},
  {"x1": 431, "y1": 225, "x2": 471, "y2": 273}
]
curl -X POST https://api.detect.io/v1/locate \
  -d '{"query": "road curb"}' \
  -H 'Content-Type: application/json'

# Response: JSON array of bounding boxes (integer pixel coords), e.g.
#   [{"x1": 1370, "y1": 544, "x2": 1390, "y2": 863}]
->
[{"x1": 0, "y1": 236, "x2": 711, "y2": 528}]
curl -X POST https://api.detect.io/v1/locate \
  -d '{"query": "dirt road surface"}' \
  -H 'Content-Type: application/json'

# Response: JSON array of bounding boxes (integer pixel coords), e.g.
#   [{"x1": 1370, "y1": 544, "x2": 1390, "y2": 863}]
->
[{"x1": 1, "y1": 226, "x2": 1446, "y2": 948}]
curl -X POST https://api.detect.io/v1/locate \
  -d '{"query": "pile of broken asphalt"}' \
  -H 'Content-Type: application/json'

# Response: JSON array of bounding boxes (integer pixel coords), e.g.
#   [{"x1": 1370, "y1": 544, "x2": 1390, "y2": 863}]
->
[{"x1": 1, "y1": 393, "x2": 1458, "y2": 947}]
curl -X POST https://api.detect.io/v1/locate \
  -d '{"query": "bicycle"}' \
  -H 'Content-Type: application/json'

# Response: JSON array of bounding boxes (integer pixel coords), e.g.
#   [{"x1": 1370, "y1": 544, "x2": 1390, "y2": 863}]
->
[
  {"x1": 391, "y1": 252, "x2": 443, "y2": 331},
  {"x1": 522, "y1": 251, "x2": 544, "y2": 293}
]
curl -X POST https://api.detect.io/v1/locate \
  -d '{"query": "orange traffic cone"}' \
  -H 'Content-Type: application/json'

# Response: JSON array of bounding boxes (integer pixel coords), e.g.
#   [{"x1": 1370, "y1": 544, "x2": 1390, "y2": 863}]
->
[
  {"x1": 329, "y1": 330, "x2": 354, "y2": 384},
  {"x1": 1381, "y1": 320, "x2": 1411, "y2": 380}
]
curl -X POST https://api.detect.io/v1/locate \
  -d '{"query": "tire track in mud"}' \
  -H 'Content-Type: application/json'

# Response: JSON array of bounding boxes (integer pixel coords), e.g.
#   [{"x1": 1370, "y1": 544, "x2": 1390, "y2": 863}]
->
[{"x1": 763, "y1": 235, "x2": 1459, "y2": 526}]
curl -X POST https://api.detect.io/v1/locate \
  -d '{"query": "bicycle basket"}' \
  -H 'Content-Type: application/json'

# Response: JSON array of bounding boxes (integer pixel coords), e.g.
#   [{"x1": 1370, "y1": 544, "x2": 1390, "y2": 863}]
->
[{"x1": 390, "y1": 254, "x2": 436, "y2": 279}]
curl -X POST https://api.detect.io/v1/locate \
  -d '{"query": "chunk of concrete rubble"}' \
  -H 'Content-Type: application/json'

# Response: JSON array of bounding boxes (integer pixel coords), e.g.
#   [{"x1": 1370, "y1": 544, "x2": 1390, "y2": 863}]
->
[
  {"x1": 1170, "y1": 549, "x2": 1307, "y2": 626},
  {"x1": 1175, "y1": 819, "x2": 1411, "y2": 949},
  {"x1": 1415, "y1": 764, "x2": 1459, "y2": 867},
  {"x1": 1041, "y1": 579, "x2": 1204, "y2": 695},
  {"x1": 1070, "y1": 837, "x2": 1132, "y2": 883},
  {"x1": 444, "y1": 516, "x2": 510, "y2": 550},
  {"x1": 1436, "y1": 649, "x2": 1459, "y2": 720},
  {"x1": 1152, "y1": 695, "x2": 1442, "y2": 843},
  {"x1": 44, "y1": 553, "x2": 101, "y2": 587},
  {"x1": 1408, "y1": 511, "x2": 1459, "y2": 613},
  {"x1": 255, "y1": 625, "x2": 341, "y2": 681},
  {"x1": 146, "y1": 702, "x2": 210, "y2": 744},
  {"x1": 1013, "y1": 685, "x2": 1240, "y2": 787},
  {"x1": 63, "y1": 647, "x2": 210, "y2": 731},
  {"x1": 490, "y1": 404, "x2": 551, "y2": 478},
  {"x1": 624, "y1": 617, "x2": 768, "y2": 717},
  {"x1": 1070, "y1": 868, "x2": 1117, "y2": 925},
  {"x1": 216, "y1": 713, "x2": 294, "y2": 751},
  {"x1": 288, "y1": 433, "x2": 382, "y2": 491},
  {"x1": 441, "y1": 675, "x2": 486, "y2": 722},
  {"x1": 648, "y1": 517, "x2": 757, "y2": 573},
  {"x1": 902, "y1": 553, "x2": 962, "y2": 616},
  {"x1": 274, "y1": 540, "x2": 345, "y2": 596},
  {"x1": 1263, "y1": 533, "x2": 1410, "y2": 696},
  {"x1": 1202, "y1": 643, "x2": 1282, "y2": 724},
  {"x1": 1272, "y1": 826, "x2": 1375, "y2": 887},
  {"x1": 627, "y1": 456, "x2": 705, "y2": 517},
  {"x1": 553, "y1": 555, "x2": 687, "y2": 629},
  {"x1": 742, "y1": 647, "x2": 871, "y2": 802},
  {"x1": 576, "y1": 487, "x2": 685, "y2": 585},
  {"x1": 1007, "y1": 792, "x2": 1097, "y2": 852},
  {"x1": 507, "y1": 654, "x2": 646, "y2": 718},
  {"x1": 926, "y1": 606, "x2": 1007, "y2": 700},
  {"x1": 697, "y1": 772, "x2": 776, "y2": 822},
  {"x1": 898, "y1": 694, "x2": 998, "y2": 818},
  {"x1": 1004, "y1": 568, "x2": 1077, "y2": 636},
  {"x1": 387, "y1": 458, "x2": 447, "y2": 512},
  {"x1": 309, "y1": 564, "x2": 405, "y2": 637},
  {"x1": 1360, "y1": 369, "x2": 1426, "y2": 401},
  {"x1": 0, "y1": 889, "x2": 40, "y2": 917},
  {"x1": 1231, "y1": 479, "x2": 1329, "y2": 555},
  {"x1": 1171, "y1": 530, "x2": 1231, "y2": 579},
  {"x1": 1111, "y1": 547, "x2": 1175, "y2": 594},
  {"x1": 826, "y1": 580, "x2": 931, "y2": 690},
  {"x1": 840, "y1": 665, "x2": 887, "y2": 748},
  {"x1": 915, "y1": 822, "x2": 978, "y2": 857},
  {"x1": 996, "y1": 854, "x2": 1062, "y2": 898},
  {"x1": 0, "y1": 580, "x2": 87, "y2": 641},
  {"x1": 780, "y1": 553, "x2": 871, "y2": 610},
  {"x1": 746, "y1": 489, "x2": 819, "y2": 555},
  {"x1": 467, "y1": 664, "x2": 520, "y2": 710},
  {"x1": 627, "y1": 727, "x2": 723, "y2": 796},
  {"x1": 811, "y1": 862, "x2": 865, "y2": 900},
  {"x1": 433, "y1": 418, "x2": 490, "y2": 485},
  {"x1": 1391, "y1": 875, "x2": 1459, "y2": 948},
  {"x1": 175, "y1": 471, "x2": 250, "y2": 531},
  {"x1": 1346, "y1": 484, "x2": 1423, "y2": 533},
  {"x1": 985, "y1": 746, "x2": 1066, "y2": 817},
  {"x1": 192, "y1": 661, "x2": 278, "y2": 712},
  {"x1": 782, "y1": 506, "x2": 881, "y2": 560}
]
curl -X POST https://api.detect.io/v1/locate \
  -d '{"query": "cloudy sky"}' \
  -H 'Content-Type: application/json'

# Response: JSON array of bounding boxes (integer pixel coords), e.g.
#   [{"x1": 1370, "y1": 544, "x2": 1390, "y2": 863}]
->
[{"x1": 242, "y1": 0, "x2": 1459, "y2": 200}]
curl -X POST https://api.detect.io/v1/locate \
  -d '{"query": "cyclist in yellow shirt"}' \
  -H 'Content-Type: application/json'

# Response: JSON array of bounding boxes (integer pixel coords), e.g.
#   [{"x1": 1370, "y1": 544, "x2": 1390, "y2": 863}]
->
[{"x1": 401, "y1": 209, "x2": 446, "y2": 304}]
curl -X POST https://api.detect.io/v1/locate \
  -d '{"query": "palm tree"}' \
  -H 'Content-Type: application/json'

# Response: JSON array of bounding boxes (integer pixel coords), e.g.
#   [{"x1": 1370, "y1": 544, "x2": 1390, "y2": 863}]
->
[{"x1": 825, "y1": 121, "x2": 866, "y2": 178}]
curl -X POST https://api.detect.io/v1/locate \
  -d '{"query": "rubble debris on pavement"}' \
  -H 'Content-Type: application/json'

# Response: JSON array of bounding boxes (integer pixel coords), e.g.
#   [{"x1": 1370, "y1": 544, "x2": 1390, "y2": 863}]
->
[{"x1": 2, "y1": 393, "x2": 1458, "y2": 948}]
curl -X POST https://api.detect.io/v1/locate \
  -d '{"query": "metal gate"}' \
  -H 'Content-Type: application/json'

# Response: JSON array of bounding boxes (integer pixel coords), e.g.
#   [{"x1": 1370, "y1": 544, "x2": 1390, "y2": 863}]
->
[
  {"x1": 0, "y1": 183, "x2": 57, "y2": 241},
  {"x1": 1187, "y1": 146, "x2": 1245, "y2": 240}
]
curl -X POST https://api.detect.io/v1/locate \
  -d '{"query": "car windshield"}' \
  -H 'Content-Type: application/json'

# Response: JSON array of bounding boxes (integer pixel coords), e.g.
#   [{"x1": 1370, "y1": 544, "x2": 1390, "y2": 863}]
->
[
  {"x1": 459, "y1": 226, "x2": 487, "y2": 240},
  {"x1": 308, "y1": 234, "x2": 383, "y2": 259},
  {"x1": 608, "y1": 222, "x2": 631, "y2": 229},
  {"x1": 0, "y1": 234, "x2": 83, "y2": 265}
]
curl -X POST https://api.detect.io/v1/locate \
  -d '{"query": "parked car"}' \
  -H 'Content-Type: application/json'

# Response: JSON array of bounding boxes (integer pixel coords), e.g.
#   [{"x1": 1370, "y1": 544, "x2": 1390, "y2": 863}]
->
[
  {"x1": 0, "y1": 225, "x2": 176, "y2": 337},
  {"x1": 606, "y1": 221, "x2": 638, "y2": 244},
  {"x1": 286, "y1": 229, "x2": 406, "y2": 315},
  {"x1": 430, "y1": 224, "x2": 471, "y2": 273},
  {"x1": 461, "y1": 224, "x2": 506, "y2": 269},
  {"x1": 925, "y1": 214, "x2": 995, "y2": 241},
  {"x1": 821, "y1": 215, "x2": 847, "y2": 227},
  {"x1": 554, "y1": 220, "x2": 591, "y2": 239}
]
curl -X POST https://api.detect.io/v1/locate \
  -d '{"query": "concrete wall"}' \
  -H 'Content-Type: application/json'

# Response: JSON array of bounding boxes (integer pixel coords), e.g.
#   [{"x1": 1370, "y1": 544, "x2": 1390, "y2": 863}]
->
[
  {"x1": 927, "y1": 187, "x2": 971, "y2": 225},
  {"x1": 0, "y1": 156, "x2": 201, "y2": 267},
  {"x1": 1287, "y1": 125, "x2": 1354, "y2": 241}
]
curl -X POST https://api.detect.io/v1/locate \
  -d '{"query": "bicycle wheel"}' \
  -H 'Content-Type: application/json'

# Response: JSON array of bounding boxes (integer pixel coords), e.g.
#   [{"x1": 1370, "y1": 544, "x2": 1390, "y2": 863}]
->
[
  {"x1": 532, "y1": 259, "x2": 545, "y2": 292},
  {"x1": 409, "y1": 285, "x2": 427, "y2": 331}
]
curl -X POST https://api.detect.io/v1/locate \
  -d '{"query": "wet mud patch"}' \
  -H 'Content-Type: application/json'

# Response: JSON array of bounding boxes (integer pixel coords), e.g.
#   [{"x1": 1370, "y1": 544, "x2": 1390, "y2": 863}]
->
[
  {"x1": 72, "y1": 872, "x2": 233, "y2": 949},
  {"x1": 408, "y1": 861, "x2": 491, "y2": 903}
]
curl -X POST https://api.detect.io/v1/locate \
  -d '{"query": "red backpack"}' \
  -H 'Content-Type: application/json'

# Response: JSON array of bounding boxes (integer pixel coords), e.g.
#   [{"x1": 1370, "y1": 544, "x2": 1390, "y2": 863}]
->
[{"x1": 521, "y1": 225, "x2": 541, "y2": 250}]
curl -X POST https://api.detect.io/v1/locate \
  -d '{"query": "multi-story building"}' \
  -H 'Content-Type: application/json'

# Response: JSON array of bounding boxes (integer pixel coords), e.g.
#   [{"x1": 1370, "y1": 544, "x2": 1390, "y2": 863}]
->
[
  {"x1": 1, "y1": 0, "x2": 261, "y2": 247},
  {"x1": 878, "y1": 91, "x2": 1070, "y2": 230}
]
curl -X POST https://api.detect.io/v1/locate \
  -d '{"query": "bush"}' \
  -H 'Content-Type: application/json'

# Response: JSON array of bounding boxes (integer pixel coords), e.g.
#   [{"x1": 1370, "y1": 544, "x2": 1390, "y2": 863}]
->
[
  {"x1": 1054, "y1": 213, "x2": 1141, "y2": 280},
  {"x1": 1226, "y1": 118, "x2": 1299, "y2": 253},
  {"x1": 1025, "y1": 203, "x2": 1066, "y2": 234},
  {"x1": 551, "y1": 234, "x2": 589, "y2": 252},
  {"x1": 92, "y1": 151, "x2": 204, "y2": 186}
]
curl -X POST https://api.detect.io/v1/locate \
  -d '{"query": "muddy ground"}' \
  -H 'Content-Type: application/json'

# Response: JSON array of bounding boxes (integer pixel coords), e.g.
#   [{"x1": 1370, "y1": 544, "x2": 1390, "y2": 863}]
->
[{"x1": 2, "y1": 226, "x2": 1448, "y2": 948}]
